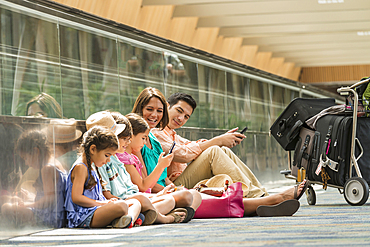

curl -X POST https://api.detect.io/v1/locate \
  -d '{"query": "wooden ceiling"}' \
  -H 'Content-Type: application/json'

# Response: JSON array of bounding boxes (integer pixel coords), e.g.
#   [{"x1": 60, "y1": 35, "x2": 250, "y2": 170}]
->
[{"x1": 52, "y1": 0, "x2": 370, "y2": 82}]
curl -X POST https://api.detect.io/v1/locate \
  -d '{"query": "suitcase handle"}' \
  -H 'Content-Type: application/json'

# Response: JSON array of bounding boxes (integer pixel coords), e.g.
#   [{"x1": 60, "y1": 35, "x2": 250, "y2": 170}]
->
[
  {"x1": 286, "y1": 120, "x2": 303, "y2": 141},
  {"x1": 296, "y1": 134, "x2": 311, "y2": 169}
]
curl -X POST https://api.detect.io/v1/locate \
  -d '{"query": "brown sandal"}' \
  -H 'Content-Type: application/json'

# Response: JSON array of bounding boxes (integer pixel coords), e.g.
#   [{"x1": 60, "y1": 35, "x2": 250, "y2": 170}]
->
[
  {"x1": 142, "y1": 209, "x2": 158, "y2": 226},
  {"x1": 166, "y1": 208, "x2": 188, "y2": 223}
]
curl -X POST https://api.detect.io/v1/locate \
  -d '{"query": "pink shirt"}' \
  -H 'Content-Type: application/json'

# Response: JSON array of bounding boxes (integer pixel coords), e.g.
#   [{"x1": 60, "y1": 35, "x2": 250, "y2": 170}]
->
[
  {"x1": 116, "y1": 152, "x2": 151, "y2": 193},
  {"x1": 151, "y1": 127, "x2": 206, "y2": 181}
]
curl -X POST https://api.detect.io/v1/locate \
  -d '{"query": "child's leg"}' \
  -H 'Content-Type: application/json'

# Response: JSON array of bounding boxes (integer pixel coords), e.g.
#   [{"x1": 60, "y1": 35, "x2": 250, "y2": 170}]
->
[
  {"x1": 188, "y1": 189, "x2": 202, "y2": 210},
  {"x1": 171, "y1": 190, "x2": 193, "y2": 208},
  {"x1": 90, "y1": 200, "x2": 129, "y2": 228},
  {"x1": 128, "y1": 194, "x2": 185, "y2": 224},
  {"x1": 124, "y1": 198, "x2": 141, "y2": 223}
]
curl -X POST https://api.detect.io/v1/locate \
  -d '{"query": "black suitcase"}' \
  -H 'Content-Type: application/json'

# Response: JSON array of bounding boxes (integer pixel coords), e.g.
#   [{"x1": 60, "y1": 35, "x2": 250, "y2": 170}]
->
[
  {"x1": 291, "y1": 127, "x2": 320, "y2": 178},
  {"x1": 308, "y1": 115, "x2": 352, "y2": 187},
  {"x1": 355, "y1": 118, "x2": 370, "y2": 185},
  {"x1": 270, "y1": 98, "x2": 336, "y2": 151}
]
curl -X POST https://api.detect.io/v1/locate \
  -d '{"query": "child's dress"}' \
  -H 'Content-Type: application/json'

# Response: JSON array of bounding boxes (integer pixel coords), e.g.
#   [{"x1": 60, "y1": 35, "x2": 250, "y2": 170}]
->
[
  {"x1": 116, "y1": 152, "x2": 151, "y2": 193},
  {"x1": 64, "y1": 159, "x2": 106, "y2": 228},
  {"x1": 33, "y1": 164, "x2": 67, "y2": 228}
]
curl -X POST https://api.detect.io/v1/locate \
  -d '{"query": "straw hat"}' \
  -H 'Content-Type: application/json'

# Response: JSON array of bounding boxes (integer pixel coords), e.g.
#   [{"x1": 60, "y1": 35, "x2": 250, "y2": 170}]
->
[
  {"x1": 86, "y1": 111, "x2": 126, "y2": 136},
  {"x1": 47, "y1": 118, "x2": 82, "y2": 143}
]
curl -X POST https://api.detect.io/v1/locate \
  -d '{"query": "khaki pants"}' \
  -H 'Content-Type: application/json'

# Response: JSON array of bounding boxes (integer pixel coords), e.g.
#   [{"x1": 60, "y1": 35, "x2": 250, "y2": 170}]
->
[{"x1": 174, "y1": 146, "x2": 268, "y2": 198}]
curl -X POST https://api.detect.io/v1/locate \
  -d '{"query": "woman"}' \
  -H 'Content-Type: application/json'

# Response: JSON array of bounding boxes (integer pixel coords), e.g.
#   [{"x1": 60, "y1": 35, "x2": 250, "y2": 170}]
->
[
  {"x1": 132, "y1": 87, "x2": 201, "y2": 222},
  {"x1": 131, "y1": 87, "x2": 171, "y2": 192}
]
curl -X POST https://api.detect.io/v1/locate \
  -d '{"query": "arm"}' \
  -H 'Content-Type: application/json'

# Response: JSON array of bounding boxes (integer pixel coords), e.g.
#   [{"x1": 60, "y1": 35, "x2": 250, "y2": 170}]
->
[
  {"x1": 124, "y1": 153, "x2": 173, "y2": 192},
  {"x1": 71, "y1": 164, "x2": 108, "y2": 207},
  {"x1": 103, "y1": 191, "x2": 119, "y2": 200},
  {"x1": 133, "y1": 149, "x2": 166, "y2": 191},
  {"x1": 153, "y1": 130, "x2": 203, "y2": 163},
  {"x1": 198, "y1": 128, "x2": 246, "y2": 150}
]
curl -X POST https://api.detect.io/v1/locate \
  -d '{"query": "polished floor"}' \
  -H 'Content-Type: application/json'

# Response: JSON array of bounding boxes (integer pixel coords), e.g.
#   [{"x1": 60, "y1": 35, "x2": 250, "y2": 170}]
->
[{"x1": 1, "y1": 184, "x2": 370, "y2": 246}]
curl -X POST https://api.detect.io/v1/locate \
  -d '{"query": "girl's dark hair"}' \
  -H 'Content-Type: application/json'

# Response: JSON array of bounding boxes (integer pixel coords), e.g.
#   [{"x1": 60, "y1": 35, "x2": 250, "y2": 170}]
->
[
  {"x1": 131, "y1": 87, "x2": 168, "y2": 129},
  {"x1": 16, "y1": 130, "x2": 51, "y2": 190},
  {"x1": 110, "y1": 111, "x2": 133, "y2": 139},
  {"x1": 80, "y1": 126, "x2": 118, "y2": 190},
  {"x1": 26, "y1": 92, "x2": 63, "y2": 118},
  {"x1": 125, "y1": 113, "x2": 149, "y2": 136}
]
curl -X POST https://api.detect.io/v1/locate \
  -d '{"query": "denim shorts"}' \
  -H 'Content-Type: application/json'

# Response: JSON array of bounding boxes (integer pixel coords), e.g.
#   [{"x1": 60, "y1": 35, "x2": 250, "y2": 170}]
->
[{"x1": 77, "y1": 209, "x2": 96, "y2": 229}]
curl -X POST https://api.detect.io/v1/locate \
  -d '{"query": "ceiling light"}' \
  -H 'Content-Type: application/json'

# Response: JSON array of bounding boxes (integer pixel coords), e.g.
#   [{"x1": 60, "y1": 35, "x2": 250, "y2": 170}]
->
[
  {"x1": 357, "y1": 31, "x2": 370, "y2": 36},
  {"x1": 318, "y1": 0, "x2": 344, "y2": 4}
]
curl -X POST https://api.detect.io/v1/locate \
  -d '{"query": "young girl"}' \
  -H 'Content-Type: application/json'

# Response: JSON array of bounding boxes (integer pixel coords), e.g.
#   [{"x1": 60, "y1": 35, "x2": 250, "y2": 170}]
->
[
  {"x1": 115, "y1": 112, "x2": 200, "y2": 223},
  {"x1": 64, "y1": 126, "x2": 141, "y2": 228},
  {"x1": 1, "y1": 130, "x2": 66, "y2": 228},
  {"x1": 117, "y1": 113, "x2": 172, "y2": 193},
  {"x1": 91, "y1": 111, "x2": 187, "y2": 224}
]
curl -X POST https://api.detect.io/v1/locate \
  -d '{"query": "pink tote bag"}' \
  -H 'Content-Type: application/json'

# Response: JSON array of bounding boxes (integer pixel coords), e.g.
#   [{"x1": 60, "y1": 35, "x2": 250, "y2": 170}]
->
[{"x1": 194, "y1": 182, "x2": 244, "y2": 218}]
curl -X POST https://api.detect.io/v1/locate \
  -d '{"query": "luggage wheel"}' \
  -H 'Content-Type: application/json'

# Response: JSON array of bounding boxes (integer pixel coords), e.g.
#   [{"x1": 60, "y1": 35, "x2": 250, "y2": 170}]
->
[
  {"x1": 343, "y1": 177, "x2": 369, "y2": 206},
  {"x1": 306, "y1": 185, "x2": 316, "y2": 205}
]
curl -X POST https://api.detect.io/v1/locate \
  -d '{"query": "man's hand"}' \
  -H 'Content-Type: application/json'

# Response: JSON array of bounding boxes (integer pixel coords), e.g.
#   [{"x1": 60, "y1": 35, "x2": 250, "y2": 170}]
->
[{"x1": 213, "y1": 129, "x2": 246, "y2": 148}]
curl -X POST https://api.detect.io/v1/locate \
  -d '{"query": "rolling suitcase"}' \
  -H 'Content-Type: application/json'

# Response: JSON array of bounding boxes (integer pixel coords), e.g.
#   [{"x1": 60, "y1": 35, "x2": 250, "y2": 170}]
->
[
  {"x1": 270, "y1": 98, "x2": 336, "y2": 151},
  {"x1": 307, "y1": 115, "x2": 352, "y2": 187}
]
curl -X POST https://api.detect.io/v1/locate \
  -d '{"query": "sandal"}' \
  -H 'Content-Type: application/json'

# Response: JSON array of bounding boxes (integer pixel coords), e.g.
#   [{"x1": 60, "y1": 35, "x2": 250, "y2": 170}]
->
[
  {"x1": 256, "y1": 199, "x2": 300, "y2": 217},
  {"x1": 142, "y1": 209, "x2": 158, "y2": 226},
  {"x1": 112, "y1": 215, "x2": 132, "y2": 228},
  {"x1": 134, "y1": 213, "x2": 145, "y2": 227},
  {"x1": 166, "y1": 208, "x2": 188, "y2": 223},
  {"x1": 182, "y1": 207, "x2": 195, "y2": 223},
  {"x1": 295, "y1": 180, "x2": 310, "y2": 200}
]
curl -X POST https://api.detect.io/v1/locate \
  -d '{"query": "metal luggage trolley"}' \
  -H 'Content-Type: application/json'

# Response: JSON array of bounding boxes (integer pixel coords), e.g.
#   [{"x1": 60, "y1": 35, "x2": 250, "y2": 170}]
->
[{"x1": 281, "y1": 78, "x2": 370, "y2": 206}]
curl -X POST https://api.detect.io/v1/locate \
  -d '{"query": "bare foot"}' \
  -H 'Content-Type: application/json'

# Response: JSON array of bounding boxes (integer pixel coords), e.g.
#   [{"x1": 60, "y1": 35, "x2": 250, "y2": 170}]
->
[
  {"x1": 168, "y1": 211, "x2": 186, "y2": 223},
  {"x1": 280, "y1": 180, "x2": 307, "y2": 201}
]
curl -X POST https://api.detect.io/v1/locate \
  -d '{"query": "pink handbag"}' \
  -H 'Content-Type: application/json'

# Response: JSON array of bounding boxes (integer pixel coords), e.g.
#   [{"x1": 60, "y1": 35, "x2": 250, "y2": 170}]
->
[{"x1": 194, "y1": 182, "x2": 244, "y2": 218}]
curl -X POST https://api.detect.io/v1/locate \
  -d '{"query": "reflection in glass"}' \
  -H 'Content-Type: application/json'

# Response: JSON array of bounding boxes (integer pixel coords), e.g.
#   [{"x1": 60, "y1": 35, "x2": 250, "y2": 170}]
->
[
  {"x1": 1, "y1": 128, "x2": 66, "y2": 228},
  {"x1": 164, "y1": 53, "x2": 198, "y2": 90},
  {"x1": 118, "y1": 42, "x2": 164, "y2": 83},
  {"x1": 227, "y1": 73, "x2": 251, "y2": 129},
  {"x1": 0, "y1": 9, "x2": 60, "y2": 116}
]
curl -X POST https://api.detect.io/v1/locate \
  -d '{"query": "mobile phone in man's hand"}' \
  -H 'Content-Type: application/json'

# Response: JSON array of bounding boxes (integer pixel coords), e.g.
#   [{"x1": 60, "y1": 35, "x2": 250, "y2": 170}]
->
[
  {"x1": 240, "y1": 126, "x2": 248, "y2": 134},
  {"x1": 237, "y1": 126, "x2": 248, "y2": 139}
]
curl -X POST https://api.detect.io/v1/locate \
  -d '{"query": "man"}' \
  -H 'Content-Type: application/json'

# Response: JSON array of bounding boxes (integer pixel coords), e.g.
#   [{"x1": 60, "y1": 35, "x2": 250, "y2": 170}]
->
[{"x1": 152, "y1": 93, "x2": 268, "y2": 198}]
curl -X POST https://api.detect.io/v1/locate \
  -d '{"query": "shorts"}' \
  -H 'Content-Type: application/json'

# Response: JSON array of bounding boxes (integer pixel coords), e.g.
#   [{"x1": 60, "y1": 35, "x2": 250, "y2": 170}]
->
[{"x1": 77, "y1": 209, "x2": 96, "y2": 229}]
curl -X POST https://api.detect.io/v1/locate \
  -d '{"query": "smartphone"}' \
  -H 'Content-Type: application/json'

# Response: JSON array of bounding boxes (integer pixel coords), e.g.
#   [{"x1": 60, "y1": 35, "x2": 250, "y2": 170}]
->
[
  {"x1": 169, "y1": 141, "x2": 176, "y2": 154},
  {"x1": 240, "y1": 126, "x2": 248, "y2": 134}
]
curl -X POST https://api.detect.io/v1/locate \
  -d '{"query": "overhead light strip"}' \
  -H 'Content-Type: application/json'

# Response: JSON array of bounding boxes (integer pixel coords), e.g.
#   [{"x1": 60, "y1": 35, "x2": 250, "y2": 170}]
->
[{"x1": 318, "y1": 0, "x2": 344, "y2": 4}]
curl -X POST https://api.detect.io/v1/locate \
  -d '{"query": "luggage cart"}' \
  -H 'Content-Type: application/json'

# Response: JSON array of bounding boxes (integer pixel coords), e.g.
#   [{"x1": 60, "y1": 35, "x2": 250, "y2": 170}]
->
[{"x1": 280, "y1": 78, "x2": 370, "y2": 206}]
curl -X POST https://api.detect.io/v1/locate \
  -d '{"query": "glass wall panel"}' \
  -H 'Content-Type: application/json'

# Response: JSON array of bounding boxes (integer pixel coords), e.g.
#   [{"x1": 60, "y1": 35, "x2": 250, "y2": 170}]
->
[
  {"x1": 0, "y1": 117, "x2": 85, "y2": 231},
  {"x1": 227, "y1": 73, "x2": 251, "y2": 129},
  {"x1": 59, "y1": 25, "x2": 119, "y2": 119},
  {"x1": 164, "y1": 53, "x2": 198, "y2": 90},
  {"x1": 119, "y1": 77, "x2": 164, "y2": 115},
  {"x1": 0, "y1": 8, "x2": 61, "y2": 117},
  {"x1": 118, "y1": 42, "x2": 164, "y2": 83},
  {"x1": 249, "y1": 79, "x2": 270, "y2": 131}
]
